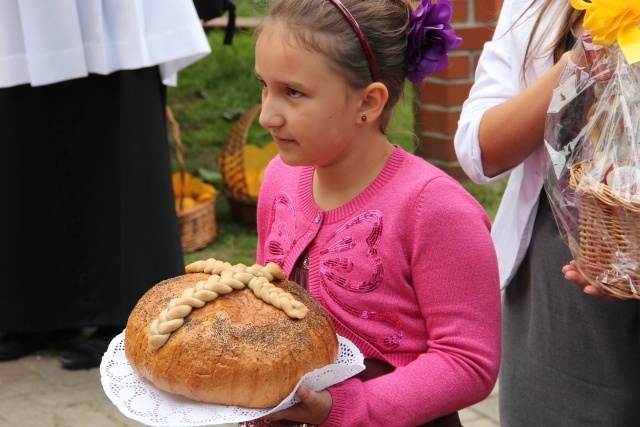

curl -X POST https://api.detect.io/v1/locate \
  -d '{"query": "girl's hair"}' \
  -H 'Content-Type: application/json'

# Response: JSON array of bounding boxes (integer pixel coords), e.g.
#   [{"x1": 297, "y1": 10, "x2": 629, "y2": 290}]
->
[
  {"x1": 256, "y1": 0, "x2": 417, "y2": 133},
  {"x1": 520, "y1": 0, "x2": 584, "y2": 74}
]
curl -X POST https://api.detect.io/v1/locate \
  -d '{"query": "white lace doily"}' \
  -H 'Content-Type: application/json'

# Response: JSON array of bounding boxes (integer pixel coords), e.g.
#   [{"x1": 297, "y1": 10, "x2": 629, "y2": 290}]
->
[{"x1": 100, "y1": 332, "x2": 365, "y2": 426}]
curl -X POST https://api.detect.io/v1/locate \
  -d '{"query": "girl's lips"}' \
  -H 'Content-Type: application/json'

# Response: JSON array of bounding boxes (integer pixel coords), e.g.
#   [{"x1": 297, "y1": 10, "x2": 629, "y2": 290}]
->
[{"x1": 272, "y1": 135, "x2": 295, "y2": 144}]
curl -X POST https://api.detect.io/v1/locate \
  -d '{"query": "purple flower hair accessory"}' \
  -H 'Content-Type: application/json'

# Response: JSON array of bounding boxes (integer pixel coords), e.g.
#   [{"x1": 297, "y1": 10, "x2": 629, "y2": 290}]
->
[{"x1": 406, "y1": 0, "x2": 463, "y2": 83}]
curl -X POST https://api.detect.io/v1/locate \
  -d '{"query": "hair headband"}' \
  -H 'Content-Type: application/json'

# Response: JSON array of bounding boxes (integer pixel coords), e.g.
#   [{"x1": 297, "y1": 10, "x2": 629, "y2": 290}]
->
[{"x1": 327, "y1": 0, "x2": 380, "y2": 82}]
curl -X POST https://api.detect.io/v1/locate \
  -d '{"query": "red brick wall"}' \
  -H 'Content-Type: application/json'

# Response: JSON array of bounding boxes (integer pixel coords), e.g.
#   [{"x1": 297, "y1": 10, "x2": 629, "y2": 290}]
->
[{"x1": 414, "y1": 0, "x2": 503, "y2": 181}]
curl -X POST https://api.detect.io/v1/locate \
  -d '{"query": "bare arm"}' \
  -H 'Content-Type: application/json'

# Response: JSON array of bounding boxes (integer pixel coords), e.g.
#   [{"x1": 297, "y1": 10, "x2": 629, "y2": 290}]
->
[{"x1": 478, "y1": 53, "x2": 569, "y2": 177}]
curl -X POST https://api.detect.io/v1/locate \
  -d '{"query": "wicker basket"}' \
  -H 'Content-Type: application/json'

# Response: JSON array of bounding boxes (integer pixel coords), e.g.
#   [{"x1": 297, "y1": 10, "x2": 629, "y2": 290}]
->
[
  {"x1": 569, "y1": 161, "x2": 640, "y2": 299},
  {"x1": 219, "y1": 104, "x2": 262, "y2": 227},
  {"x1": 166, "y1": 107, "x2": 218, "y2": 253}
]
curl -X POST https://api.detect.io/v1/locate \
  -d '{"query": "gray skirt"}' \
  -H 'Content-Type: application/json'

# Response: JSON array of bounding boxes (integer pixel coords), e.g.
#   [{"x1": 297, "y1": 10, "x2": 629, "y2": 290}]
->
[{"x1": 500, "y1": 192, "x2": 640, "y2": 427}]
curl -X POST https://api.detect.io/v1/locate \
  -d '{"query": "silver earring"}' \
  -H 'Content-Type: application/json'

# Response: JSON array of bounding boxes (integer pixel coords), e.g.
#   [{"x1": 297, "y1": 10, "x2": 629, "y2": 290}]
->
[{"x1": 361, "y1": 115, "x2": 367, "y2": 122}]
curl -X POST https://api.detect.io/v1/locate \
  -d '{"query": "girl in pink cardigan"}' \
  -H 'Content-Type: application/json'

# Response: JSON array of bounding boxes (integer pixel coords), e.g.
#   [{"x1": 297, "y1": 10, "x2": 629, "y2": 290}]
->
[{"x1": 249, "y1": 0, "x2": 501, "y2": 425}]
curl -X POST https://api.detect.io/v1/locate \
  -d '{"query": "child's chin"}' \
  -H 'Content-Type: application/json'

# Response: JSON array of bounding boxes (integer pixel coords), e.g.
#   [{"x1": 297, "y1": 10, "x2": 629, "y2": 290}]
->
[{"x1": 279, "y1": 153, "x2": 308, "y2": 167}]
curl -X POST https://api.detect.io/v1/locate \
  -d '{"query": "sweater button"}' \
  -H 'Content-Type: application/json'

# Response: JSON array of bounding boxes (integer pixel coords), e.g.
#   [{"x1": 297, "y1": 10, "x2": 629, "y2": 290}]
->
[{"x1": 314, "y1": 214, "x2": 321, "y2": 223}]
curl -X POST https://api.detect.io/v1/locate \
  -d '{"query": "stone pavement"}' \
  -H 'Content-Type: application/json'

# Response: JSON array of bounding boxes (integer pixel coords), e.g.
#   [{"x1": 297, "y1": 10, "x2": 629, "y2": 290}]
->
[{"x1": 0, "y1": 350, "x2": 500, "y2": 427}]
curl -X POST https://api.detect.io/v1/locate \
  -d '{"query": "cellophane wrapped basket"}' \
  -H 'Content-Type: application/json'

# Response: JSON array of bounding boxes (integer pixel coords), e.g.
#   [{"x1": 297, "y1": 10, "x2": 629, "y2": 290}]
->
[
  {"x1": 166, "y1": 107, "x2": 218, "y2": 252},
  {"x1": 544, "y1": 17, "x2": 640, "y2": 299},
  {"x1": 219, "y1": 104, "x2": 262, "y2": 227}
]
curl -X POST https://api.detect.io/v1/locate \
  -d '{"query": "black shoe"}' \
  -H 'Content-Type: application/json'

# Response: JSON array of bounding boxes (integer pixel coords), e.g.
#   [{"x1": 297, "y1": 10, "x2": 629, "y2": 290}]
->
[
  {"x1": 0, "y1": 329, "x2": 80, "y2": 362},
  {"x1": 59, "y1": 327, "x2": 121, "y2": 370},
  {"x1": 0, "y1": 333, "x2": 47, "y2": 361}
]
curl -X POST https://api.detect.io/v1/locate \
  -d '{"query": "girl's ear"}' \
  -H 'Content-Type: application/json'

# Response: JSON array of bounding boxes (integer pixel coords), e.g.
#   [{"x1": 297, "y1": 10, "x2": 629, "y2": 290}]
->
[{"x1": 358, "y1": 82, "x2": 389, "y2": 124}]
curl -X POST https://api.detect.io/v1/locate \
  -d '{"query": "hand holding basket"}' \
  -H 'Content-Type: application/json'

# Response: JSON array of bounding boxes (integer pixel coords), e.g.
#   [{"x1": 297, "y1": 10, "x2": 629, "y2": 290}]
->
[{"x1": 544, "y1": 15, "x2": 640, "y2": 299}]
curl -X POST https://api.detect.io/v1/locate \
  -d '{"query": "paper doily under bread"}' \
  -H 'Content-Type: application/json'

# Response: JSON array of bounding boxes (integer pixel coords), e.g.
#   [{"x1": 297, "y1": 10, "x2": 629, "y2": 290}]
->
[{"x1": 100, "y1": 332, "x2": 365, "y2": 426}]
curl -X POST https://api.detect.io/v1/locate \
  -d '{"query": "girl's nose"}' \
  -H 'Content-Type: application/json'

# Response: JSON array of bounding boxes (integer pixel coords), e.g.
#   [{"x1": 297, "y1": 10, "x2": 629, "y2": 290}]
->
[{"x1": 259, "y1": 96, "x2": 284, "y2": 129}]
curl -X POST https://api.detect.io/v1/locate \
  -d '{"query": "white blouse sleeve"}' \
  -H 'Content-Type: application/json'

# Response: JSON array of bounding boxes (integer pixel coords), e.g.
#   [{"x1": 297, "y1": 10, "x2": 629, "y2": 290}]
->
[{"x1": 454, "y1": 0, "x2": 533, "y2": 184}]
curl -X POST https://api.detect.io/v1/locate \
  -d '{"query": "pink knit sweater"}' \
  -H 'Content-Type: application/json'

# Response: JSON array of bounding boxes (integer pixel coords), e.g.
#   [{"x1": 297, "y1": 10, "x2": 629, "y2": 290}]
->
[{"x1": 256, "y1": 146, "x2": 501, "y2": 427}]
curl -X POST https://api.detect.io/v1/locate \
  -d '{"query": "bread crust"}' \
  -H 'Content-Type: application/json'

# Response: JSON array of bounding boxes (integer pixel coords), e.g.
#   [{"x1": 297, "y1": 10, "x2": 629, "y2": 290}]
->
[{"x1": 125, "y1": 272, "x2": 339, "y2": 408}]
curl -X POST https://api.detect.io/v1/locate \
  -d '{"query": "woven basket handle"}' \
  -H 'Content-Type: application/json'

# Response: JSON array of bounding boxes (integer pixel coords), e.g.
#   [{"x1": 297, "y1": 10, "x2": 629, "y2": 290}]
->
[
  {"x1": 220, "y1": 104, "x2": 262, "y2": 196},
  {"x1": 166, "y1": 106, "x2": 187, "y2": 211}
]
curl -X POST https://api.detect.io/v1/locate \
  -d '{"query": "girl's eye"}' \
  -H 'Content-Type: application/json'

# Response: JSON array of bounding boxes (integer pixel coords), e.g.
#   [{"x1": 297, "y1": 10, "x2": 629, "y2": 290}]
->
[{"x1": 287, "y1": 88, "x2": 303, "y2": 98}]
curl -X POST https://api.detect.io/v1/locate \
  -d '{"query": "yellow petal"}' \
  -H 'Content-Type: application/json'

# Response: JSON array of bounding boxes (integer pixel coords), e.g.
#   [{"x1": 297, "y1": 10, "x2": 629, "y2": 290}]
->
[
  {"x1": 572, "y1": 0, "x2": 640, "y2": 63},
  {"x1": 618, "y1": 23, "x2": 640, "y2": 64}
]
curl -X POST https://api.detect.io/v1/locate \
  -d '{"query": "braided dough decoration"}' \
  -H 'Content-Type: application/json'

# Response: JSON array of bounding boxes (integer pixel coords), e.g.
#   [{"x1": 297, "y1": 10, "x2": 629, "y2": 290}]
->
[{"x1": 148, "y1": 259, "x2": 309, "y2": 350}]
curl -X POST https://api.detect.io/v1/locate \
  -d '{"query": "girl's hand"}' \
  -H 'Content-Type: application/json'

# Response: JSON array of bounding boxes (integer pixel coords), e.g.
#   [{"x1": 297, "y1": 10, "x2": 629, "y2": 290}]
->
[
  {"x1": 260, "y1": 386, "x2": 332, "y2": 425},
  {"x1": 562, "y1": 260, "x2": 618, "y2": 302}
]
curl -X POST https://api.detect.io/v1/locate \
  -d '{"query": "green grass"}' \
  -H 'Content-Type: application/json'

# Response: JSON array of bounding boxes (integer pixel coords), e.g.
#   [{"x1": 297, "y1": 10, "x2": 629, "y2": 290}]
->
[
  {"x1": 170, "y1": 5, "x2": 505, "y2": 264},
  {"x1": 167, "y1": 29, "x2": 261, "y2": 174}
]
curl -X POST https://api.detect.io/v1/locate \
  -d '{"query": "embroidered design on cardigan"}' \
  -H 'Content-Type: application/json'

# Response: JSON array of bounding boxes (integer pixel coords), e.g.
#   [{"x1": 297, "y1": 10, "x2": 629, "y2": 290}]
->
[
  {"x1": 264, "y1": 198, "x2": 403, "y2": 350},
  {"x1": 319, "y1": 211, "x2": 402, "y2": 350},
  {"x1": 265, "y1": 192, "x2": 297, "y2": 266}
]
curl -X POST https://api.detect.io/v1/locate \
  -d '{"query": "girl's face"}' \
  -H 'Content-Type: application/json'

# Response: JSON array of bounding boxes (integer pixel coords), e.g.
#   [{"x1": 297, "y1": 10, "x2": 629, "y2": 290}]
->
[{"x1": 255, "y1": 23, "x2": 364, "y2": 168}]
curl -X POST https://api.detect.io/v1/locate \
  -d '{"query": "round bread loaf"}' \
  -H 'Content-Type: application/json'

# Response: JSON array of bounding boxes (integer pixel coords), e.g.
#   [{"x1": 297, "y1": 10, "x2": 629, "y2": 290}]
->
[{"x1": 124, "y1": 271, "x2": 339, "y2": 408}]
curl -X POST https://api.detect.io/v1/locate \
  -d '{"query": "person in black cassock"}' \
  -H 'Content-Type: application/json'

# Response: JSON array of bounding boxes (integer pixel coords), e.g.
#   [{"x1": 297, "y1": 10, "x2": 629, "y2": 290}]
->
[{"x1": 0, "y1": 0, "x2": 210, "y2": 369}]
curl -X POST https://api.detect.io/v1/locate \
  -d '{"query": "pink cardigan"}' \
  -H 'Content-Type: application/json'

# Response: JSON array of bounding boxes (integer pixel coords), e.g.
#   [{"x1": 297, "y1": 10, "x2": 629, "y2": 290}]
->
[{"x1": 256, "y1": 147, "x2": 501, "y2": 427}]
